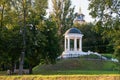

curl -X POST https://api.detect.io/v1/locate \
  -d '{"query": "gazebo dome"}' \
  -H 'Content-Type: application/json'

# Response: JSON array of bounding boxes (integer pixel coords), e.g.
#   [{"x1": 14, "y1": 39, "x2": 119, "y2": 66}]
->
[{"x1": 65, "y1": 28, "x2": 82, "y2": 35}]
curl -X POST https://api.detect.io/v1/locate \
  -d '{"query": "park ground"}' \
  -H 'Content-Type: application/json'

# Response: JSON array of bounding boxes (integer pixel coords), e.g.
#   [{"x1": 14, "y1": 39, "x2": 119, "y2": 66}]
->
[{"x1": 0, "y1": 54, "x2": 120, "y2": 80}]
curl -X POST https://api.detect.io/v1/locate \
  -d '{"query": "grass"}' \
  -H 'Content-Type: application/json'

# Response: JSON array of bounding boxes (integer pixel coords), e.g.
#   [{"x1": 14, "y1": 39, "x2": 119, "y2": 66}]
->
[
  {"x1": 0, "y1": 74, "x2": 120, "y2": 80},
  {"x1": 33, "y1": 58, "x2": 120, "y2": 75},
  {"x1": 1, "y1": 57, "x2": 119, "y2": 76},
  {"x1": 0, "y1": 70, "x2": 119, "y2": 76},
  {"x1": 33, "y1": 70, "x2": 120, "y2": 75},
  {"x1": 0, "y1": 56, "x2": 119, "y2": 80}
]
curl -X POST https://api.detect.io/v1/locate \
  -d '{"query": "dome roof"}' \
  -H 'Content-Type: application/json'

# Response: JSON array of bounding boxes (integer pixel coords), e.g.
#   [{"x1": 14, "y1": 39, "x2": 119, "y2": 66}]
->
[{"x1": 65, "y1": 28, "x2": 82, "y2": 35}]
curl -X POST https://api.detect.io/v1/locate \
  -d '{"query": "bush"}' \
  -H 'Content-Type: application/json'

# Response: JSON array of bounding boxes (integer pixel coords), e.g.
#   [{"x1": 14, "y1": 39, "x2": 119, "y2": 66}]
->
[
  {"x1": 79, "y1": 54, "x2": 101, "y2": 59},
  {"x1": 101, "y1": 54, "x2": 113, "y2": 59}
]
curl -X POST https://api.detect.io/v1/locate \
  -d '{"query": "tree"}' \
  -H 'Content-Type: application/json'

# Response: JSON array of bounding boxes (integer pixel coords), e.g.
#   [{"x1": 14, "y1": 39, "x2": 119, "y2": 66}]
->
[
  {"x1": 40, "y1": 19, "x2": 61, "y2": 64},
  {"x1": 88, "y1": 0, "x2": 120, "y2": 61},
  {"x1": 0, "y1": 0, "x2": 7, "y2": 54},
  {"x1": 0, "y1": 0, "x2": 62, "y2": 74},
  {"x1": 0, "y1": 0, "x2": 22, "y2": 72},
  {"x1": 2, "y1": 26, "x2": 22, "y2": 73},
  {"x1": 25, "y1": 24, "x2": 46, "y2": 74},
  {"x1": 0, "y1": 0, "x2": 48, "y2": 74},
  {"x1": 52, "y1": 0, "x2": 75, "y2": 35},
  {"x1": 76, "y1": 23, "x2": 111, "y2": 53},
  {"x1": 12, "y1": 0, "x2": 48, "y2": 74},
  {"x1": 25, "y1": 0, "x2": 48, "y2": 74},
  {"x1": 51, "y1": 0, "x2": 75, "y2": 51}
]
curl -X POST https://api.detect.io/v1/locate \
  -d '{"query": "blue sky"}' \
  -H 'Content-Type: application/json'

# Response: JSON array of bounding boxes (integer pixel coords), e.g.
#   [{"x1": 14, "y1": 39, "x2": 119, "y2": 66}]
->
[{"x1": 48, "y1": 0, "x2": 94, "y2": 22}]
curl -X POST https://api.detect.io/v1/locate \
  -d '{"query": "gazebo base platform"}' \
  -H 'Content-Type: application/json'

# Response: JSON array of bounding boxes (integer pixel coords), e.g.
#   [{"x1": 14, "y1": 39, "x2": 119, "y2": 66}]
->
[{"x1": 60, "y1": 51, "x2": 89, "y2": 58}]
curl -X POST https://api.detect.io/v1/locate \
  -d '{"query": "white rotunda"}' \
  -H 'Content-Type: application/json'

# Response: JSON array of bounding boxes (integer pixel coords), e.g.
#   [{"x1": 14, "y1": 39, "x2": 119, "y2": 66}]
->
[{"x1": 61, "y1": 28, "x2": 87, "y2": 58}]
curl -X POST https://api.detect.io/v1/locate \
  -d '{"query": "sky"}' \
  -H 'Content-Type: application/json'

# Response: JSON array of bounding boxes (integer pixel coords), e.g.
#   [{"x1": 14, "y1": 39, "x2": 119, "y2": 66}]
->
[
  {"x1": 48, "y1": 0, "x2": 94, "y2": 22},
  {"x1": 71, "y1": 0, "x2": 94, "y2": 22}
]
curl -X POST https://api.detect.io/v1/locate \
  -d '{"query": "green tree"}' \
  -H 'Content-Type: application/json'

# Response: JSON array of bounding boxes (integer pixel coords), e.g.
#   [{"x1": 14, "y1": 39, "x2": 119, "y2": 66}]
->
[
  {"x1": 0, "y1": 0, "x2": 62, "y2": 74},
  {"x1": 2, "y1": 26, "x2": 22, "y2": 73},
  {"x1": 74, "y1": 23, "x2": 110, "y2": 53},
  {"x1": 0, "y1": 0, "x2": 7, "y2": 54},
  {"x1": 12, "y1": 0, "x2": 47, "y2": 74},
  {"x1": 89, "y1": 0, "x2": 120, "y2": 61},
  {"x1": 0, "y1": 0, "x2": 48, "y2": 74},
  {"x1": 51, "y1": 0, "x2": 75, "y2": 51},
  {"x1": 0, "y1": 0, "x2": 21, "y2": 72},
  {"x1": 52, "y1": 0, "x2": 75, "y2": 35},
  {"x1": 25, "y1": 0, "x2": 47, "y2": 74},
  {"x1": 40, "y1": 19, "x2": 61, "y2": 64},
  {"x1": 25, "y1": 24, "x2": 46, "y2": 74}
]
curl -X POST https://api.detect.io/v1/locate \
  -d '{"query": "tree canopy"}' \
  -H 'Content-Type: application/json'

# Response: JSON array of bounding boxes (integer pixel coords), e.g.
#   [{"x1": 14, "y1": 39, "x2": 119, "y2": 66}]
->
[
  {"x1": 0, "y1": 0, "x2": 73, "y2": 74},
  {"x1": 88, "y1": 0, "x2": 120, "y2": 61}
]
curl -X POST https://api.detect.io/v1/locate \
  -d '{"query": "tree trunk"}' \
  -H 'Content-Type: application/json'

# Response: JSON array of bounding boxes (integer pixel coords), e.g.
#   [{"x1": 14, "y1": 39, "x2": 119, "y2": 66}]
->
[
  {"x1": 19, "y1": 52, "x2": 25, "y2": 75},
  {"x1": 29, "y1": 64, "x2": 33, "y2": 74},
  {"x1": 11, "y1": 59, "x2": 15, "y2": 74},
  {"x1": 0, "y1": 2, "x2": 5, "y2": 31}
]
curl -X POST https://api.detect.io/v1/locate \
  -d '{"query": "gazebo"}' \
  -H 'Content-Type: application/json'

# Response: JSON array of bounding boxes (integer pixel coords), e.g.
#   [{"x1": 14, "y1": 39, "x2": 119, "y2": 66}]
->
[
  {"x1": 58, "y1": 28, "x2": 111, "y2": 61},
  {"x1": 61, "y1": 28, "x2": 87, "y2": 58}
]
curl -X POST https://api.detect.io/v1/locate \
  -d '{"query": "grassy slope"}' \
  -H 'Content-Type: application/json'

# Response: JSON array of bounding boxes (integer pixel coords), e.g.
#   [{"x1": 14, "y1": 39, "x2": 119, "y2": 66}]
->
[{"x1": 33, "y1": 58, "x2": 120, "y2": 74}]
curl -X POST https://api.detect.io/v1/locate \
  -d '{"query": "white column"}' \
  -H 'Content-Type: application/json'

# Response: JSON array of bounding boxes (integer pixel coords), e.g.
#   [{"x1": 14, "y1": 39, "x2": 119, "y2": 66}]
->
[
  {"x1": 74, "y1": 38, "x2": 77, "y2": 51},
  {"x1": 68, "y1": 38, "x2": 70, "y2": 51},
  {"x1": 79, "y1": 38, "x2": 82, "y2": 51},
  {"x1": 65, "y1": 37, "x2": 66, "y2": 51}
]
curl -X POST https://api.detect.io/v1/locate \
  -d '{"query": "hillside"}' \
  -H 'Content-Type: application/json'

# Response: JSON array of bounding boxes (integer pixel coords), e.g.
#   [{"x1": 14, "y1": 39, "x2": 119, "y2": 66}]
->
[{"x1": 33, "y1": 58, "x2": 120, "y2": 74}]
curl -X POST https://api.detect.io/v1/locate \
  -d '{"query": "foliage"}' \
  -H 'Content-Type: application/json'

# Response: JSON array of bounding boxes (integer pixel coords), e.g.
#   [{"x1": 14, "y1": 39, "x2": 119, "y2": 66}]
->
[
  {"x1": 2, "y1": 26, "x2": 22, "y2": 72},
  {"x1": 101, "y1": 54, "x2": 113, "y2": 59},
  {"x1": 88, "y1": 0, "x2": 120, "y2": 61},
  {"x1": 52, "y1": 0, "x2": 75, "y2": 35},
  {"x1": 39, "y1": 19, "x2": 61, "y2": 64},
  {"x1": 0, "y1": 0, "x2": 64, "y2": 74},
  {"x1": 51, "y1": 0, "x2": 75, "y2": 52},
  {"x1": 25, "y1": 24, "x2": 46, "y2": 74},
  {"x1": 0, "y1": 0, "x2": 57, "y2": 74},
  {"x1": 74, "y1": 23, "x2": 110, "y2": 53},
  {"x1": 0, "y1": 0, "x2": 23, "y2": 70},
  {"x1": 20, "y1": 0, "x2": 48, "y2": 74}
]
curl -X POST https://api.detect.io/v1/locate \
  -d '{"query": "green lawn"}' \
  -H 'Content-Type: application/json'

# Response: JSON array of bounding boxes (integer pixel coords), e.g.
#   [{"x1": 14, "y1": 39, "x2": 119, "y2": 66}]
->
[
  {"x1": 0, "y1": 70, "x2": 119, "y2": 76},
  {"x1": 33, "y1": 70, "x2": 120, "y2": 75},
  {"x1": 33, "y1": 58, "x2": 120, "y2": 75}
]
